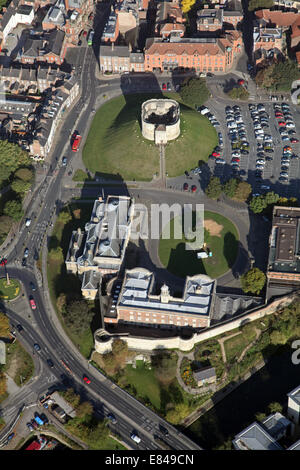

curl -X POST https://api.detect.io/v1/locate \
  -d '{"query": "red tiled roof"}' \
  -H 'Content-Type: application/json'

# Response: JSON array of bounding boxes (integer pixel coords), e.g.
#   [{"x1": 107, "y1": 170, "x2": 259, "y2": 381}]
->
[
  {"x1": 145, "y1": 39, "x2": 231, "y2": 56},
  {"x1": 296, "y1": 51, "x2": 300, "y2": 64},
  {"x1": 255, "y1": 9, "x2": 299, "y2": 28}
]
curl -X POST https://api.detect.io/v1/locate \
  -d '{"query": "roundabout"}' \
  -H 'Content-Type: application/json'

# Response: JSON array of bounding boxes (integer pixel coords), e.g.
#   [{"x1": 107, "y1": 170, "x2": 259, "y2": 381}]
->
[
  {"x1": 158, "y1": 210, "x2": 239, "y2": 280},
  {"x1": 0, "y1": 278, "x2": 21, "y2": 301}
]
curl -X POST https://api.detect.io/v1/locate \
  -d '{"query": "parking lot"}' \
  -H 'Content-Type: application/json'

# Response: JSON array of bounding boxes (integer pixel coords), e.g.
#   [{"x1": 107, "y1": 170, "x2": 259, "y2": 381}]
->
[{"x1": 205, "y1": 100, "x2": 300, "y2": 199}]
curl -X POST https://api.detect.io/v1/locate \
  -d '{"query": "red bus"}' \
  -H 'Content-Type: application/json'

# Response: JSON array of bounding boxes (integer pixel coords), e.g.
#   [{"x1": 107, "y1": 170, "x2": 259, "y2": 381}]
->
[{"x1": 72, "y1": 133, "x2": 82, "y2": 152}]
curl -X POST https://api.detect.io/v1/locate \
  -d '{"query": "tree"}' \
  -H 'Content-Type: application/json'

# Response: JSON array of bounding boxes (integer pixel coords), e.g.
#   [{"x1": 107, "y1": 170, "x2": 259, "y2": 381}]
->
[
  {"x1": 227, "y1": 86, "x2": 249, "y2": 100},
  {"x1": 205, "y1": 176, "x2": 222, "y2": 200},
  {"x1": 58, "y1": 210, "x2": 72, "y2": 224},
  {"x1": 234, "y1": 181, "x2": 252, "y2": 202},
  {"x1": 255, "y1": 59, "x2": 300, "y2": 91},
  {"x1": 153, "y1": 352, "x2": 177, "y2": 385},
  {"x1": 181, "y1": 0, "x2": 196, "y2": 13},
  {"x1": 264, "y1": 191, "x2": 279, "y2": 206},
  {"x1": 179, "y1": 77, "x2": 210, "y2": 109},
  {"x1": 0, "y1": 141, "x2": 30, "y2": 186},
  {"x1": 249, "y1": 195, "x2": 267, "y2": 214},
  {"x1": 248, "y1": 0, "x2": 274, "y2": 11},
  {"x1": 223, "y1": 178, "x2": 238, "y2": 198},
  {"x1": 14, "y1": 167, "x2": 33, "y2": 182},
  {"x1": 165, "y1": 403, "x2": 190, "y2": 424},
  {"x1": 270, "y1": 330, "x2": 287, "y2": 345},
  {"x1": 241, "y1": 268, "x2": 266, "y2": 295},
  {"x1": 3, "y1": 199, "x2": 24, "y2": 222},
  {"x1": 0, "y1": 216, "x2": 13, "y2": 237},
  {"x1": 268, "y1": 402, "x2": 283, "y2": 414},
  {"x1": 63, "y1": 299, "x2": 94, "y2": 335},
  {"x1": 76, "y1": 401, "x2": 94, "y2": 418},
  {"x1": 255, "y1": 412, "x2": 266, "y2": 422},
  {"x1": 49, "y1": 246, "x2": 63, "y2": 261},
  {"x1": 11, "y1": 178, "x2": 31, "y2": 195}
]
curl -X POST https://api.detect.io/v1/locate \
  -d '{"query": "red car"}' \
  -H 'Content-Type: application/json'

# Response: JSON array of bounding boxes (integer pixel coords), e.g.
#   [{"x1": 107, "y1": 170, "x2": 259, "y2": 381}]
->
[
  {"x1": 83, "y1": 376, "x2": 91, "y2": 384},
  {"x1": 162, "y1": 83, "x2": 167, "y2": 90},
  {"x1": 29, "y1": 297, "x2": 36, "y2": 310},
  {"x1": 212, "y1": 151, "x2": 220, "y2": 157},
  {"x1": 238, "y1": 78, "x2": 245, "y2": 85},
  {"x1": 183, "y1": 183, "x2": 189, "y2": 191},
  {"x1": 278, "y1": 121, "x2": 286, "y2": 126},
  {"x1": 232, "y1": 157, "x2": 240, "y2": 162},
  {"x1": 284, "y1": 146, "x2": 292, "y2": 151},
  {"x1": 275, "y1": 113, "x2": 283, "y2": 118},
  {"x1": 290, "y1": 138, "x2": 299, "y2": 143},
  {"x1": 83, "y1": 31, "x2": 87, "y2": 37},
  {"x1": 191, "y1": 185, "x2": 197, "y2": 193}
]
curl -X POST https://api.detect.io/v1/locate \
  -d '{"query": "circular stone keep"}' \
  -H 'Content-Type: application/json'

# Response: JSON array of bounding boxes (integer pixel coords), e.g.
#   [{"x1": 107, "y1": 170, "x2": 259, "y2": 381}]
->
[{"x1": 141, "y1": 99, "x2": 180, "y2": 145}]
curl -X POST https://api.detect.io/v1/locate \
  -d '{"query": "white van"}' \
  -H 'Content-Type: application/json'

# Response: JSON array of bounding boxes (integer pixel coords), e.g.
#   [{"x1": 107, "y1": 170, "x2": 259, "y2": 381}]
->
[
  {"x1": 200, "y1": 107, "x2": 210, "y2": 115},
  {"x1": 130, "y1": 433, "x2": 141, "y2": 444}
]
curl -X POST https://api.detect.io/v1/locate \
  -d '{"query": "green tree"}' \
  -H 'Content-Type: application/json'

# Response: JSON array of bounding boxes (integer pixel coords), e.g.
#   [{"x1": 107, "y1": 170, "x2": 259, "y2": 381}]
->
[
  {"x1": 0, "y1": 141, "x2": 30, "y2": 186},
  {"x1": 58, "y1": 209, "x2": 72, "y2": 224},
  {"x1": 241, "y1": 268, "x2": 266, "y2": 295},
  {"x1": 227, "y1": 86, "x2": 249, "y2": 100},
  {"x1": 179, "y1": 77, "x2": 210, "y2": 109},
  {"x1": 49, "y1": 246, "x2": 63, "y2": 261},
  {"x1": 255, "y1": 59, "x2": 300, "y2": 91},
  {"x1": 11, "y1": 178, "x2": 31, "y2": 195},
  {"x1": 76, "y1": 401, "x2": 94, "y2": 418},
  {"x1": 0, "y1": 215, "x2": 13, "y2": 237},
  {"x1": 223, "y1": 178, "x2": 238, "y2": 198},
  {"x1": 268, "y1": 402, "x2": 283, "y2": 414},
  {"x1": 63, "y1": 299, "x2": 93, "y2": 335},
  {"x1": 255, "y1": 412, "x2": 267, "y2": 422},
  {"x1": 270, "y1": 330, "x2": 287, "y2": 345},
  {"x1": 3, "y1": 199, "x2": 23, "y2": 221},
  {"x1": 14, "y1": 167, "x2": 33, "y2": 182},
  {"x1": 153, "y1": 352, "x2": 177, "y2": 385},
  {"x1": 205, "y1": 176, "x2": 222, "y2": 200},
  {"x1": 249, "y1": 195, "x2": 267, "y2": 214},
  {"x1": 264, "y1": 191, "x2": 279, "y2": 206}
]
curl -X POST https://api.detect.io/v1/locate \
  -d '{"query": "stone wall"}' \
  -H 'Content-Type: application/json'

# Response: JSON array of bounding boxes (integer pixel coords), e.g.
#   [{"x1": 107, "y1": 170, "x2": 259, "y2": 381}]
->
[
  {"x1": 94, "y1": 292, "x2": 297, "y2": 354},
  {"x1": 141, "y1": 99, "x2": 180, "y2": 142}
]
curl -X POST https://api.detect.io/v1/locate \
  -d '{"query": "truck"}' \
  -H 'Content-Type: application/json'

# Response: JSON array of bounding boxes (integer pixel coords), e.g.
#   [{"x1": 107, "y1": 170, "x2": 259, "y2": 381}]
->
[{"x1": 71, "y1": 133, "x2": 82, "y2": 152}]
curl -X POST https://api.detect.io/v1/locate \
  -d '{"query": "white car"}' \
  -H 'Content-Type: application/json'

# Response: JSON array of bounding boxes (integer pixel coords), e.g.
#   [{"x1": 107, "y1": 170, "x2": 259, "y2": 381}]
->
[
  {"x1": 25, "y1": 218, "x2": 31, "y2": 227},
  {"x1": 232, "y1": 152, "x2": 241, "y2": 157},
  {"x1": 130, "y1": 433, "x2": 141, "y2": 444},
  {"x1": 286, "y1": 122, "x2": 295, "y2": 128},
  {"x1": 261, "y1": 185, "x2": 270, "y2": 190},
  {"x1": 256, "y1": 159, "x2": 265, "y2": 164}
]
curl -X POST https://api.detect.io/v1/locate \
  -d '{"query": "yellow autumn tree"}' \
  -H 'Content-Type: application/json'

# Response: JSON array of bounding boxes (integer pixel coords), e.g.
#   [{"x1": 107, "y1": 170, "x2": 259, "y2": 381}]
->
[
  {"x1": 0, "y1": 312, "x2": 10, "y2": 338},
  {"x1": 181, "y1": 0, "x2": 196, "y2": 14}
]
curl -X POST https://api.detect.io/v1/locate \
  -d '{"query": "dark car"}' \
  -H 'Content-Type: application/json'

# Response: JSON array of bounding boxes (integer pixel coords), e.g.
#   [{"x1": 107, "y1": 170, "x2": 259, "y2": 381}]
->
[
  {"x1": 183, "y1": 183, "x2": 189, "y2": 191},
  {"x1": 167, "y1": 82, "x2": 171, "y2": 91},
  {"x1": 47, "y1": 358, "x2": 54, "y2": 368},
  {"x1": 159, "y1": 424, "x2": 169, "y2": 436},
  {"x1": 22, "y1": 258, "x2": 27, "y2": 267},
  {"x1": 107, "y1": 413, "x2": 117, "y2": 424},
  {"x1": 34, "y1": 343, "x2": 41, "y2": 352},
  {"x1": 78, "y1": 39, "x2": 82, "y2": 46},
  {"x1": 16, "y1": 324, "x2": 23, "y2": 332},
  {"x1": 265, "y1": 148, "x2": 274, "y2": 153},
  {"x1": 29, "y1": 281, "x2": 36, "y2": 291},
  {"x1": 40, "y1": 413, "x2": 49, "y2": 424}
]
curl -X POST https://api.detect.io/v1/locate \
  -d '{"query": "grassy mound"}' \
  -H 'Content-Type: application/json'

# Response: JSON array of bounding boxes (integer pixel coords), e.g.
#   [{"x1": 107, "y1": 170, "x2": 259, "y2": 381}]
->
[{"x1": 82, "y1": 93, "x2": 217, "y2": 181}]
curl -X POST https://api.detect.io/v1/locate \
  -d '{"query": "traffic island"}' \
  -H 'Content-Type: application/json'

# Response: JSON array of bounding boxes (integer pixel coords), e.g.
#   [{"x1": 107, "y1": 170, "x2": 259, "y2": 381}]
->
[{"x1": 0, "y1": 278, "x2": 21, "y2": 301}]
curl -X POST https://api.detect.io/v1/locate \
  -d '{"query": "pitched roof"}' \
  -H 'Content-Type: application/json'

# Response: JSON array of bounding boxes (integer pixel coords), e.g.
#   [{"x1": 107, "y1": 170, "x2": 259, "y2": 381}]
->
[
  {"x1": 145, "y1": 38, "x2": 229, "y2": 56},
  {"x1": 193, "y1": 366, "x2": 216, "y2": 381},
  {"x1": 255, "y1": 9, "x2": 299, "y2": 28}
]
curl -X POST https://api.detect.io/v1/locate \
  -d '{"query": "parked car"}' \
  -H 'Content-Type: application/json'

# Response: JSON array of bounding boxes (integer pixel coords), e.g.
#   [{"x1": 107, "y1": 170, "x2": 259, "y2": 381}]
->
[
  {"x1": 24, "y1": 248, "x2": 29, "y2": 258},
  {"x1": 83, "y1": 376, "x2": 91, "y2": 384},
  {"x1": 191, "y1": 185, "x2": 197, "y2": 193},
  {"x1": 161, "y1": 83, "x2": 167, "y2": 90},
  {"x1": 29, "y1": 282, "x2": 36, "y2": 291},
  {"x1": 183, "y1": 183, "x2": 189, "y2": 191},
  {"x1": 167, "y1": 82, "x2": 171, "y2": 91}
]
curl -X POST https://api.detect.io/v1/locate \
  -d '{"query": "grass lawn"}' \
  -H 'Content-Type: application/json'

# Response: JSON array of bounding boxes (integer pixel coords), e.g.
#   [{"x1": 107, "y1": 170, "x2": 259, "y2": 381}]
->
[
  {"x1": 0, "y1": 277, "x2": 21, "y2": 300},
  {"x1": 159, "y1": 210, "x2": 239, "y2": 279},
  {"x1": 82, "y1": 93, "x2": 217, "y2": 181},
  {"x1": 124, "y1": 363, "x2": 162, "y2": 410},
  {"x1": 224, "y1": 328, "x2": 257, "y2": 364}
]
